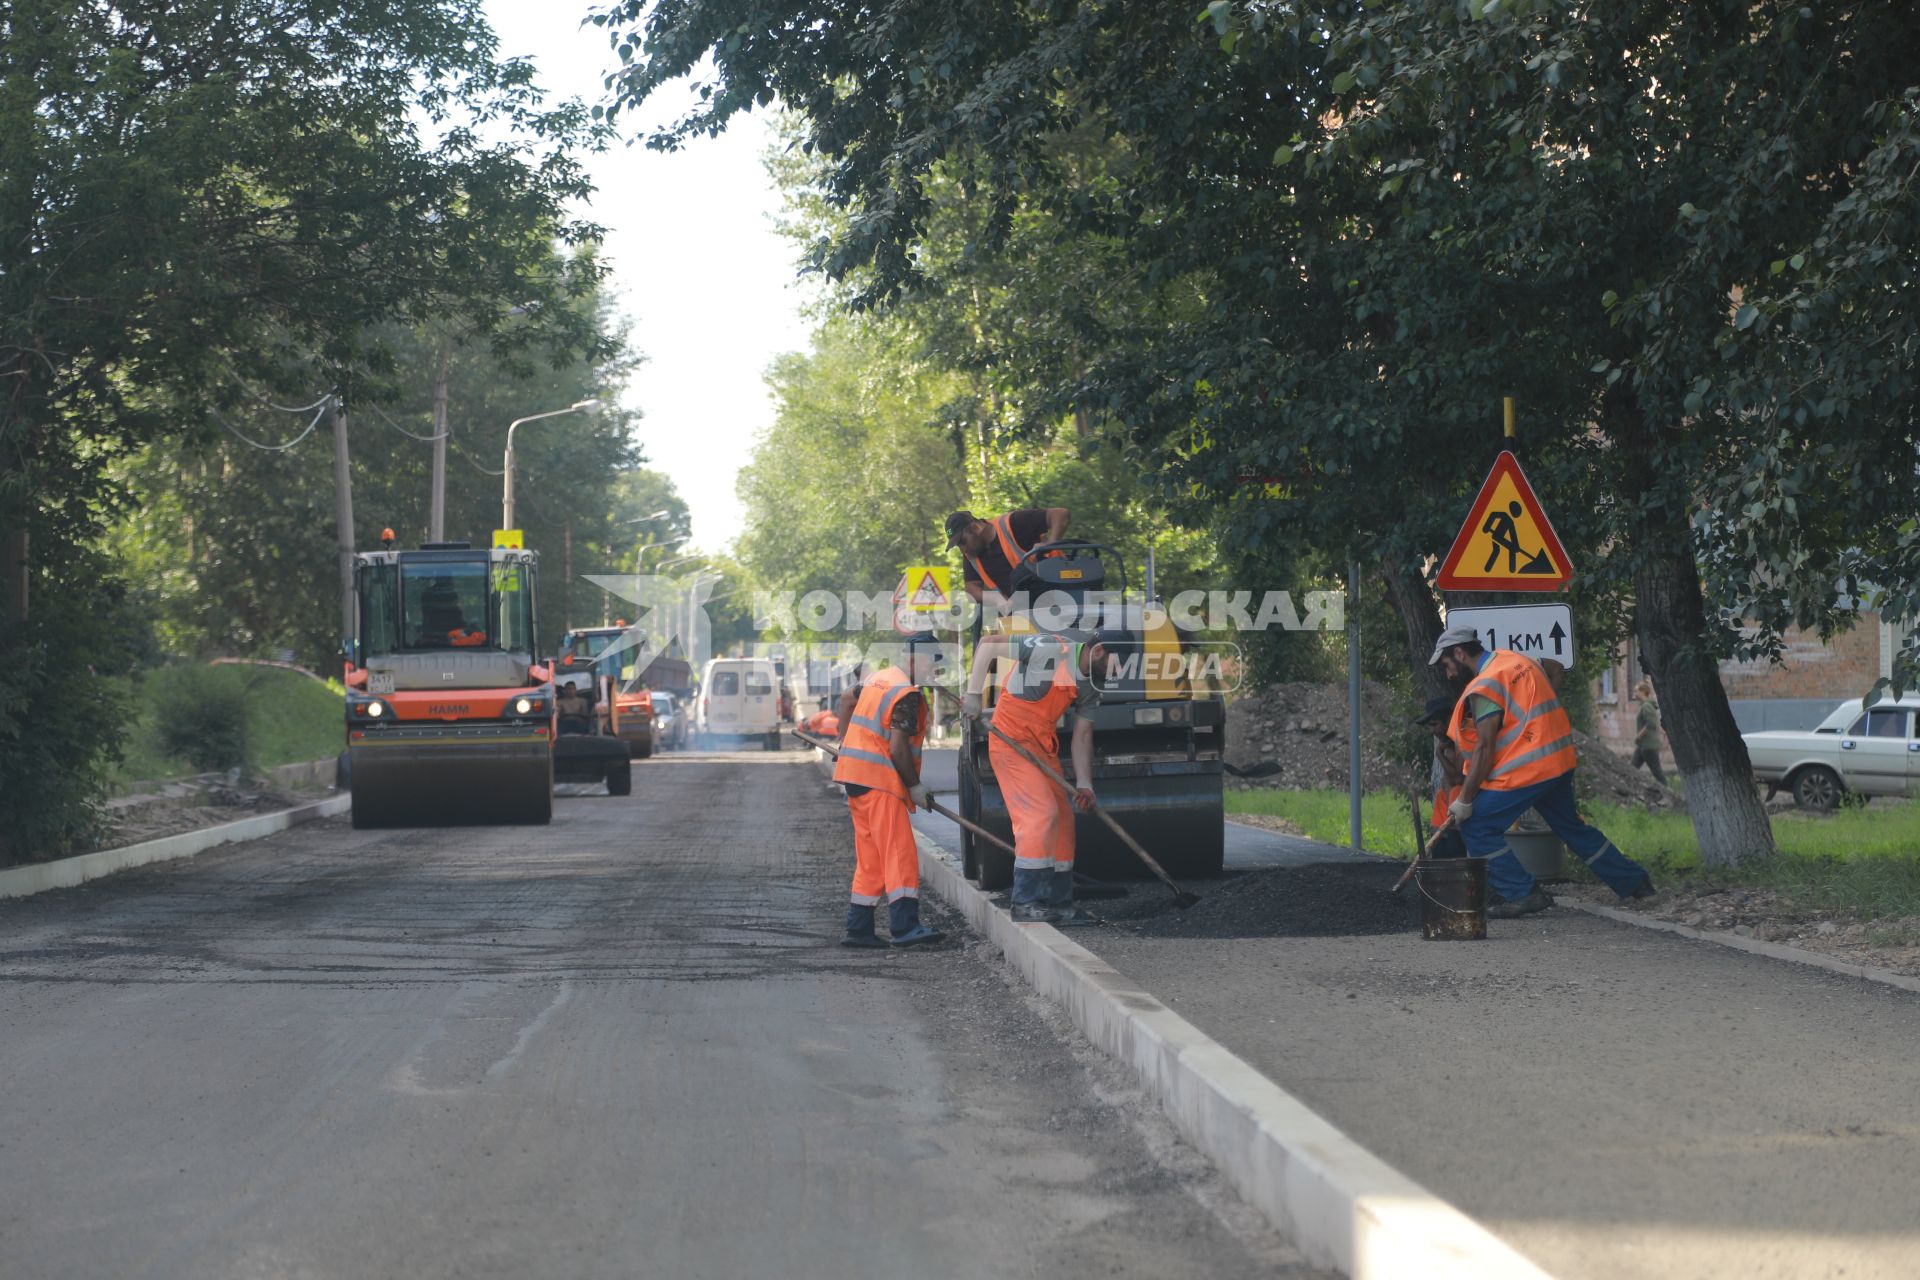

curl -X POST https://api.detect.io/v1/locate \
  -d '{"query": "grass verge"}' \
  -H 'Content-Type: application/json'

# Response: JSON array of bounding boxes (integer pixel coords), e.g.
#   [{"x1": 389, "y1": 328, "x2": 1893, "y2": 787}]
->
[
  {"x1": 113, "y1": 664, "x2": 343, "y2": 787},
  {"x1": 1226, "y1": 787, "x2": 1920, "y2": 927}
]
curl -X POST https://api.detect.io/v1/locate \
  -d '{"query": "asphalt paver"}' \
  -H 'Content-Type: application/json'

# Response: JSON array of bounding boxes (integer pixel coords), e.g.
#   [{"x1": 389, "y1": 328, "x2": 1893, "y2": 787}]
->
[{"x1": 0, "y1": 752, "x2": 1324, "y2": 1280}]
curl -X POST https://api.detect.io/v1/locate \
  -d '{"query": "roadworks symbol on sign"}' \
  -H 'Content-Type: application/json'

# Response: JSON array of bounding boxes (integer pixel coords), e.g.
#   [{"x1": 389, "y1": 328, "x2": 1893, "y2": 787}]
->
[
  {"x1": 1436, "y1": 450, "x2": 1573, "y2": 591},
  {"x1": 903, "y1": 566, "x2": 952, "y2": 613}
]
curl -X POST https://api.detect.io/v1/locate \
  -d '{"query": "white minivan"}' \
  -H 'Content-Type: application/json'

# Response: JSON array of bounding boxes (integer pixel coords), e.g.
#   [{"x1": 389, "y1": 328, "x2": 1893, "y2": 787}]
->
[{"x1": 696, "y1": 658, "x2": 782, "y2": 751}]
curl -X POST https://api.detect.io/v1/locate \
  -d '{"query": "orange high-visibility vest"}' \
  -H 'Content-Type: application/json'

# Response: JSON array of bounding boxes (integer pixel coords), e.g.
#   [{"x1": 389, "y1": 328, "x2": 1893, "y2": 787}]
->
[
  {"x1": 1432, "y1": 780, "x2": 1459, "y2": 828},
  {"x1": 831, "y1": 667, "x2": 928, "y2": 803},
  {"x1": 1447, "y1": 650, "x2": 1578, "y2": 791},
  {"x1": 966, "y1": 514, "x2": 1031, "y2": 594},
  {"x1": 990, "y1": 640, "x2": 1081, "y2": 756}
]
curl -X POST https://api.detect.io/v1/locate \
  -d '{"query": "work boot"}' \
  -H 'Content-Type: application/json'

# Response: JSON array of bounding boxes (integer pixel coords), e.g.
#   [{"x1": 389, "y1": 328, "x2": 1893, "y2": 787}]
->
[
  {"x1": 1487, "y1": 888, "x2": 1555, "y2": 919},
  {"x1": 1046, "y1": 867, "x2": 1096, "y2": 927},
  {"x1": 1010, "y1": 902, "x2": 1061, "y2": 924},
  {"x1": 1628, "y1": 876, "x2": 1658, "y2": 900},
  {"x1": 842, "y1": 903, "x2": 885, "y2": 949},
  {"x1": 887, "y1": 896, "x2": 945, "y2": 947}
]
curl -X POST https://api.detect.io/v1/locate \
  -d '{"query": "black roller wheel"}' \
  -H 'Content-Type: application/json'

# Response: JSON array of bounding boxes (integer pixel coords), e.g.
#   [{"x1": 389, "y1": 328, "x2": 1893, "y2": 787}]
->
[
  {"x1": 632, "y1": 737, "x2": 652, "y2": 760},
  {"x1": 606, "y1": 761, "x2": 632, "y2": 796},
  {"x1": 1792, "y1": 765, "x2": 1842, "y2": 813}
]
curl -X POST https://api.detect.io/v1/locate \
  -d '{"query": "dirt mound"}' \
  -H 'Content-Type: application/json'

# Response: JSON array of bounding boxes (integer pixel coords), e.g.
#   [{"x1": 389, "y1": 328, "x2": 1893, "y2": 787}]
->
[
  {"x1": 1225, "y1": 681, "x2": 1412, "y2": 793},
  {"x1": 1568, "y1": 729, "x2": 1684, "y2": 810},
  {"x1": 1103, "y1": 861, "x2": 1419, "y2": 939}
]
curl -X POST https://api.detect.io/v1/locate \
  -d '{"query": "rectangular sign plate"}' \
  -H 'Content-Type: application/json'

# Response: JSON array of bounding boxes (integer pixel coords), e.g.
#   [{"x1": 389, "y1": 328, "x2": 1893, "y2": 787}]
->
[
  {"x1": 369, "y1": 672, "x2": 396, "y2": 695},
  {"x1": 1444, "y1": 603, "x2": 1575, "y2": 670}
]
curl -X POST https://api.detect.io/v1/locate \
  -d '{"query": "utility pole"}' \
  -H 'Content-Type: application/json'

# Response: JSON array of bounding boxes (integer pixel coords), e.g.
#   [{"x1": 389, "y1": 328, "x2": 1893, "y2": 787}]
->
[
  {"x1": 563, "y1": 520, "x2": 573, "y2": 630},
  {"x1": 1348, "y1": 558, "x2": 1363, "y2": 852},
  {"x1": 428, "y1": 352, "x2": 449, "y2": 542},
  {"x1": 331, "y1": 395, "x2": 356, "y2": 644}
]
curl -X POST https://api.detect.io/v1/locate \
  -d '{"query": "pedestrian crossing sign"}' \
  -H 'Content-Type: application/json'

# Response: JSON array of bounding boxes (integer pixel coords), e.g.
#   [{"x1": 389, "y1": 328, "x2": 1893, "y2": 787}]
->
[
  {"x1": 902, "y1": 566, "x2": 952, "y2": 613},
  {"x1": 1436, "y1": 451, "x2": 1573, "y2": 591}
]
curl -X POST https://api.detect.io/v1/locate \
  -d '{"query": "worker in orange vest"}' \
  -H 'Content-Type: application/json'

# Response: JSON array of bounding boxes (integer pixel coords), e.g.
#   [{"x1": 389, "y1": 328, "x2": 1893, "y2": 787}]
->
[
  {"x1": 945, "y1": 506, "x2": 1070, "y2": 613},
  {"x1": 1432, "y1": 625, "x2": 1655, "y2": 917},
  {"x1": 830, "y1": 645, "x2": 943, "y2": 948},
  {"x1": 964, "y1": 630, "x2": 1107, "y2": 924},
  {"x1": 1414, "y1": 696, "x2": 1468, "y2": 858}
]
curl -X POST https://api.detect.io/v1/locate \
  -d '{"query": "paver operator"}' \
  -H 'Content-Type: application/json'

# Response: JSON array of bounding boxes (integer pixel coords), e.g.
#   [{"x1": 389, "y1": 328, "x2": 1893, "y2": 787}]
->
[
  {"x1": 1430, "y1": 624, "x2": 1656, "y2": 917},
  {"x1": 830, "y1": 644, "x2": 944, "y2": 949},
  {"x1": 945, "y1": 506, "x2": 1070, "y2": 613},
  {"x1": 964, "y1": 630, "x2": 1108, "y2": 925}
]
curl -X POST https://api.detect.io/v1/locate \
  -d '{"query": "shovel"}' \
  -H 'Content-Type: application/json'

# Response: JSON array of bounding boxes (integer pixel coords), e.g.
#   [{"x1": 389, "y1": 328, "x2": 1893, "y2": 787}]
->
[{"x1": 793, "y1": 728, "x2": 1020, "y2": 859}]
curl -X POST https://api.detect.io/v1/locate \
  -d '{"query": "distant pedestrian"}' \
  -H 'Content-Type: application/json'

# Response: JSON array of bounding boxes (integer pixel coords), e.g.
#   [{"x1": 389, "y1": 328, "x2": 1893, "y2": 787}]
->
[
  {"x1": 1431, "y1": 626, "x2": 1656, "y2": 916},
  {"x1": 1631, "y1": 679, "x2": 1667, "y2": 785}
]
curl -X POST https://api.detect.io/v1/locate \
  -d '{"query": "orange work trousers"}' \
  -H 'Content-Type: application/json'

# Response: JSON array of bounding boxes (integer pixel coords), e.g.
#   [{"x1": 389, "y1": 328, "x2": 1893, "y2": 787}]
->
[
  {"x1": 989, "y1": 736, "x2": 1075, "y2": 873},
  {"x1": 847, "y1": 788, "x2": 919, "y2": 904}
]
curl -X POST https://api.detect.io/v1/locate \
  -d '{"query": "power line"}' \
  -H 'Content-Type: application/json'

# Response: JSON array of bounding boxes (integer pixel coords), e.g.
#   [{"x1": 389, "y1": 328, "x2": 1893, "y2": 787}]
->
[
  {"x1": 369, "y1": 402, "x2": 450, "y2": 442},
  {"x1": 212, "y1": 400, "x2": 330, "y2": 452},
  {"x1": 456, "y1": 447, "x2": 504, "y2": 477}
]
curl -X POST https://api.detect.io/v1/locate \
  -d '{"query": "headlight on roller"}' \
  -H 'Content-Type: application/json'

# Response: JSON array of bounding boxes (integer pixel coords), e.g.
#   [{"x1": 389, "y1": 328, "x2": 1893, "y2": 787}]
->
[
  {"x1": 514, "y1": 696, "x2": 535, "y2": 715},
  {"x1": 1168, "y1": 704, "x2": 1190, "y2": 724},
  {"x1": 1133, "y1": 706, "x2": 1164, "y2": 726},
  {"x1": 364, "y1": 699, "x2": 385, "y2": 718}
]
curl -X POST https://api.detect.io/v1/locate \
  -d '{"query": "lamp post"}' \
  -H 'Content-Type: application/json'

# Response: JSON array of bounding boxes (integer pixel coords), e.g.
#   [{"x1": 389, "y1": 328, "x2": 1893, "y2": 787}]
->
[{"x1": 500, "y1": 398, "x2": 600, "y2": 531}]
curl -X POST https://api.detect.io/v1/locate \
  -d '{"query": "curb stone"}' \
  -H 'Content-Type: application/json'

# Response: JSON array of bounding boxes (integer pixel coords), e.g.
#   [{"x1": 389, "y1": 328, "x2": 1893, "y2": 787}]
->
[
  {"x1": 0, "y1": 794, "x2": 352, "y2": 901},
  {"x1": 912, "y1": 829, "x2": 1555, "y2": 1280},
  {"x1": 1560, "y1": 897, "x2": 1920, "y2": 997}
]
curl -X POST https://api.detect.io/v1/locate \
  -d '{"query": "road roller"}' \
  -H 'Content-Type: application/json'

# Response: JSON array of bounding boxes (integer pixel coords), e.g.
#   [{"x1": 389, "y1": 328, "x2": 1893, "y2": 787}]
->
[
  {"x1": 341, "y1": 539, "x2": 626, "y2": 827},
  {"x1": 956, "y1": 541, "x2": 1226, "y2": 888}
]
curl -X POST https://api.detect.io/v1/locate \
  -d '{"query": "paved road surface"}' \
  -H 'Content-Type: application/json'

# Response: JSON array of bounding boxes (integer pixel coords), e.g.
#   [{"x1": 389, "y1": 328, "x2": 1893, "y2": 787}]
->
[{"x1": 0, "y1": 749, "x2": 1321, "y2": 1280}]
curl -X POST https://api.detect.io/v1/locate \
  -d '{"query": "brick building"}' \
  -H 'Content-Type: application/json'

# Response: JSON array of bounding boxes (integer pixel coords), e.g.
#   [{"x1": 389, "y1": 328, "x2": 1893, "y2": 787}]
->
[{"x1": 1589, "y1": 614, "x2": 1909, "y2": 763}]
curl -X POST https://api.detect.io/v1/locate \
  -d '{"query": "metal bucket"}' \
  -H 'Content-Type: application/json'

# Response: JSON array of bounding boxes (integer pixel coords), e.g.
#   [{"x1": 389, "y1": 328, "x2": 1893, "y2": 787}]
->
[{"x1": 1416, "y1": 857, "x2": 1487, "y2": 941}]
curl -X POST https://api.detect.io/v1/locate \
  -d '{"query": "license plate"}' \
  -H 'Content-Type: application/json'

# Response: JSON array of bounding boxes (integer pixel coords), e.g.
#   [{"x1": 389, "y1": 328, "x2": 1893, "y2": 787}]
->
[{"x1": 370, "y1": 672, "x2": 395, "y2": 695}]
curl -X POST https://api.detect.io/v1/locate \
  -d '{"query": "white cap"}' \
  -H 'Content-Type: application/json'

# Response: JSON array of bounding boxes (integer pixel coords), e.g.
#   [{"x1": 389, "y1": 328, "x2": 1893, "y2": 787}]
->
[{"x1": 1428, "y1": 624, "x2": 1481, "y2": 666}]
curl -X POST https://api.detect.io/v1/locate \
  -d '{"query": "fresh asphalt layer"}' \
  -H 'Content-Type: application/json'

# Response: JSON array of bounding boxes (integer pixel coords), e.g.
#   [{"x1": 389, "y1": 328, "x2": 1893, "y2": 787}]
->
[
  {"x1": 0, "y1": 746, "x2": 1324, "y2": 1280},
  {"x1": 907, "y1": 782, "x2": 1920, "y2": 1280}
]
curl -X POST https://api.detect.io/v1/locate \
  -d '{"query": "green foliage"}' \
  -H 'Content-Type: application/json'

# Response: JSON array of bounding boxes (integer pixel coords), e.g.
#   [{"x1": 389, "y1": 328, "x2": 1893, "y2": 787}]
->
[
  {"x1": 115, "y1": 665, "x2": 345, "y2": 786},
  {"x1": 148, "y1": 666, "x2": 254, "y2": 774}
]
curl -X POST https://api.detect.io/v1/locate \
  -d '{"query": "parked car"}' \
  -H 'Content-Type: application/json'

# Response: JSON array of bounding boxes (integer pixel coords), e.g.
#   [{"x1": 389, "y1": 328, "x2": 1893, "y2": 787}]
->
[
  {"x1": 1742, "y1": 695, "x2": 1920, "y2": 811},
  {"x1": 651, "y1": 691, "x2": 688, "y2": 751},
  {"x1": 695, "y1": 657, "x2": 781, "y2": 750}
]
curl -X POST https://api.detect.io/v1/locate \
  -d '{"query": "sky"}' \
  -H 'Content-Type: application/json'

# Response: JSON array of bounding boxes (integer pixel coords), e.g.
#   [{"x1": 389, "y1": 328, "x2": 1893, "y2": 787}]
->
[{"x1": 483, "y1": 3, "x2": 814, "y2": 552}]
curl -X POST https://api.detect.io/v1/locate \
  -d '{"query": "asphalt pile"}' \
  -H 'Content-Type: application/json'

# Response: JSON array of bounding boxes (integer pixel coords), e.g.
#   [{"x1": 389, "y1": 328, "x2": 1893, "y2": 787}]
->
[{"x1": 1101, "y1": 861, "x2": 1418, "y2": 940}]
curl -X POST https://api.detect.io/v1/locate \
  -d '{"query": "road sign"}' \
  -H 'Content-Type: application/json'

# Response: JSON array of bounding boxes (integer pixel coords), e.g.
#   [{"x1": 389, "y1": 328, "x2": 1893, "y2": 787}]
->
[
  {"x1": 902, "y1": 565, "x2": 951, "y2": 613},
  {"x1": 1436, "y1": 451, "x2": 1572, "y2": 591},
  {"x1": 1445, "y1": 603, "x2": 1575, "y2": 670}
]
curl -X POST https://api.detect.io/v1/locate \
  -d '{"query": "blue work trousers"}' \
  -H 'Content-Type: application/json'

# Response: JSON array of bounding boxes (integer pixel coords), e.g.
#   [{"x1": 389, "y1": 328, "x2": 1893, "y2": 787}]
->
[{"x1": 1460, "y1": 771, "x2": 1651, "y2": 903}]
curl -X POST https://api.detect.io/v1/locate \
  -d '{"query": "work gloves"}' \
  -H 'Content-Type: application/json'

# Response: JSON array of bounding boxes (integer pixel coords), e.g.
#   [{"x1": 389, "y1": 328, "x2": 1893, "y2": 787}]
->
[
  {"x1": 909, "y1": 782, "x2": 934, "y2": 811},
  {"x1": 1447, "y1": 796, "x2": 1474, "y2": 824},
  {"x1": 961, "y1": 691, "x2": 982, "y2": 720}
]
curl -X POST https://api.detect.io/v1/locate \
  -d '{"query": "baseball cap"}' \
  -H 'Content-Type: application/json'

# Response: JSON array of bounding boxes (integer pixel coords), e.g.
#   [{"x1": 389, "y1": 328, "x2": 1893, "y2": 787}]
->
[
  {"x1": 943, "y1": 511, "x2": 976, "y2": 548},
  {"x1": 1414, "y1": 696, "x2": 1454, "y2": 725},
  {"x1": 1427, "y1": 623, "x2": 1481, "y2": 666}
]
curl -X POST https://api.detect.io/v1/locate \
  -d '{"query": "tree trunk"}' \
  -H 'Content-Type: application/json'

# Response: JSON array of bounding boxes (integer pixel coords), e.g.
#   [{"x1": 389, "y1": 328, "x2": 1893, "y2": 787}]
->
[
  {"x1": 1635, "y1": 544, "x2": 1777, "y2": 866},
  {"x1": 1379, "y1": 557, "x2": 1451, "y2": 703}
]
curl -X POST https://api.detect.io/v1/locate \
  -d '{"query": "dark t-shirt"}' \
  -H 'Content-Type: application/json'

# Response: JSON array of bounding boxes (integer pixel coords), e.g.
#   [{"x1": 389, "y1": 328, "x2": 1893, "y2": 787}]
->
[
  {"x1": 960, "y1": 508, "x2": 1050, "y2": 591},
  {"x1": 842, "y1": 689, "x2": 925, "y2": 798}
]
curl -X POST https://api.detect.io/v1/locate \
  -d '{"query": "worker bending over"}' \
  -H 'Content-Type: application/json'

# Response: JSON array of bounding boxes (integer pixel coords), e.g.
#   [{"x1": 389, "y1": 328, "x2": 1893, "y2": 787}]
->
[
  {"x1": 831, "y1": 646, "x2": 943, "y2": 948},
  {"x1": 965, "y1": 630, "x2": 1106, "y2": 925},
  {"x1": 945, "y1": 506, "x2": 1070, "y2": 614},
  {"x1": 1431, "y1": 626, "x2": 1655, "y2": 916}
]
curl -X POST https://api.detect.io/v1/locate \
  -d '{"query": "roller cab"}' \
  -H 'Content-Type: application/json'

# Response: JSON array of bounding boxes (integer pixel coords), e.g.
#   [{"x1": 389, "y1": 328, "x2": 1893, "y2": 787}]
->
[{"x1": 344, "y1": 543, "x2": 557, "y2": 826}]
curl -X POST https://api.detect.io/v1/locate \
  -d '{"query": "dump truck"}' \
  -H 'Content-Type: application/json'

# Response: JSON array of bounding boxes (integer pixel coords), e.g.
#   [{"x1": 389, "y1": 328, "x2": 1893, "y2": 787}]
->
[
  {"x1": 955, "y1": 541, "x2": 1226, "y2": 887},
  {"x1": 342, "y1": 540, "x2": 628, "y2": 827}
]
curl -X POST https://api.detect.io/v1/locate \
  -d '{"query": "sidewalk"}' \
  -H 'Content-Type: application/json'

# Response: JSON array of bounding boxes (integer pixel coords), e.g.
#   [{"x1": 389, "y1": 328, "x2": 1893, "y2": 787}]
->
[{"x1": 912, "y1": 798, "x2": 1920, "y2": 1280}]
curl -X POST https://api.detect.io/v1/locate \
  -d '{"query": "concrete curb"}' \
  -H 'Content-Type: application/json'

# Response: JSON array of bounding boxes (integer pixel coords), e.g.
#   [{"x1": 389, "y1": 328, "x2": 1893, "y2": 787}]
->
[
  {"x1": 1560, "y1": 898, "x2": 1920, "y2": 997},
  {"x1": 0, "y1": 794, "x2": 352, "y2": 901},
  {"x1": 913, "y1": 831, "x2": 1554, "y2": 1280}
]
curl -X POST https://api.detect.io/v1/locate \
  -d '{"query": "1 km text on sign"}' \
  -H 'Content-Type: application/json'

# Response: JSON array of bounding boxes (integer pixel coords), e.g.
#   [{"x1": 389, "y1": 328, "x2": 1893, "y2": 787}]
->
[{"x1": 1445, "y1": 604, "x2": 1576, "y2": 671}]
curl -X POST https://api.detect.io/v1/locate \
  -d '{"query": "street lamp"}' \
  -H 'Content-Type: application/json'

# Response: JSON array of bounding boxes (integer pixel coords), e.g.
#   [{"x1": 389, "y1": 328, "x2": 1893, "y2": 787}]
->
[
  {"x1": 636, "y1": 536, "x2": 688, "y2": 571},
  {"x1": 500, "y1": 398, "x2": 601, "y2": 531}
]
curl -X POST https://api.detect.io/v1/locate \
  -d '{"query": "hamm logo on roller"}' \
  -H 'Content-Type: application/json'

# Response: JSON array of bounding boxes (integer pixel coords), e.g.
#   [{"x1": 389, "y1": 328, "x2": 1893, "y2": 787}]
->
[{"x1": 428, "y1": 704, "x2": 471, "y2": 715}]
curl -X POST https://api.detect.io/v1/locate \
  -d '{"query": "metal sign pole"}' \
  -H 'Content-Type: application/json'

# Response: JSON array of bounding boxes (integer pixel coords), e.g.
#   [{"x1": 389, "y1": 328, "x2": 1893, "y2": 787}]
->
[{"x1": 1348, "y1": 558, "x2": 1362, "y2": 851}]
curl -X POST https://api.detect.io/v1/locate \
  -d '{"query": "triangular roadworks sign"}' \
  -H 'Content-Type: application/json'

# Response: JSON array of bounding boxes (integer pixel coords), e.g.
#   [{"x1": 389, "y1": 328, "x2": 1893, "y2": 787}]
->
[{"x1": 1436, "y1": 451, "x2": 1573, "y2": 591}]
